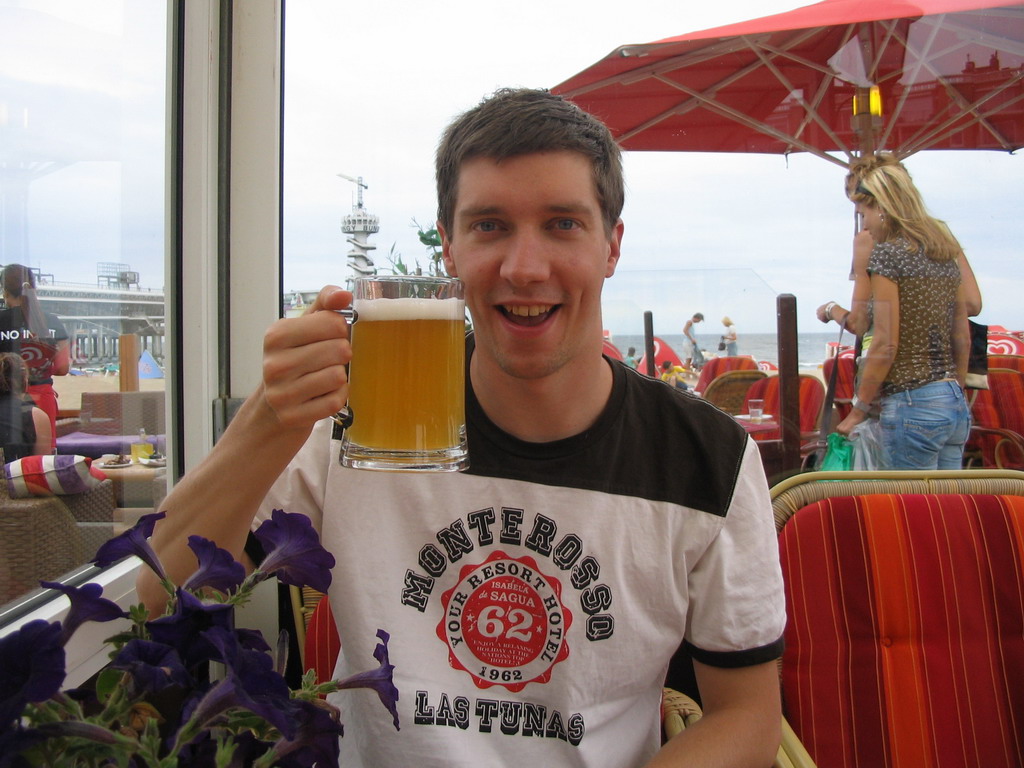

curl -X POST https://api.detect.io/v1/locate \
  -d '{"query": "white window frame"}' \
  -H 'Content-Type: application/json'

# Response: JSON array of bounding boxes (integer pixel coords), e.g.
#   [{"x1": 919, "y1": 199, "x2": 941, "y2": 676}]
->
[{"x1": 0, "y1": 0, "x2": 284, "y2": 681}]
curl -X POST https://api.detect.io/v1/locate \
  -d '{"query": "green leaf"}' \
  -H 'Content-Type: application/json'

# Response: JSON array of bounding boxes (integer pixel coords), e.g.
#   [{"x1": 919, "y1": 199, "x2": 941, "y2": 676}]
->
[{"x1": 95, "y1": 668, "x2": 124, "y2": 705}]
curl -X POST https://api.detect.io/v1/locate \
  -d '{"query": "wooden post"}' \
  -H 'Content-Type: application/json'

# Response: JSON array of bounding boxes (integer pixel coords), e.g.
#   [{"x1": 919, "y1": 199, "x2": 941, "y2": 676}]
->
[
  {"x1": 644, "y1": 311, "x2": 656, "y2": 377},
  {"x1": 119, "y1": 333, "x2": 140, "y2": 392},
  {"x1": 776, "y1": 294, "x2": 801, "y2": 475}
]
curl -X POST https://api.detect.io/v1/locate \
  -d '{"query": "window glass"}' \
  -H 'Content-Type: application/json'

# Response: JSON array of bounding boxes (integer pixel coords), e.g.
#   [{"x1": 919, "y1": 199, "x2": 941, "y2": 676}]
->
[{"x1": 0, "y1": 1, "x2": 168, "y2": 611}]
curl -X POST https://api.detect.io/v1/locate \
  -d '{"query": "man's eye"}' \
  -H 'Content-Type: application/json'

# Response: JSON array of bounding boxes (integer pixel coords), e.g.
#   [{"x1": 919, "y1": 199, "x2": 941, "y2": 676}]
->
[
  {"x1": 473, "y1": 221, "x2": 498, "y2": 232},
  {"x1": 554, "y1": 219, "x2": 579, "y2": 231}
]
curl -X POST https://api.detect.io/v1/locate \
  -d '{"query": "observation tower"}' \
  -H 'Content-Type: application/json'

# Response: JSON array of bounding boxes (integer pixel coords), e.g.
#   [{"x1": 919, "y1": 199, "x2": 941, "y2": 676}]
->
[{"x1": 338, "y1": 173, "x2": 379, "y2": 281}]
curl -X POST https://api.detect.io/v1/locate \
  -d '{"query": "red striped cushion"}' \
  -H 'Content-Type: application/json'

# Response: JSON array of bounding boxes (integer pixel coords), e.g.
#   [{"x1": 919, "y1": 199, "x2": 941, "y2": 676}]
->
[
  {"x1": 4, "y1": 454, "x2": 107, "y2": 497},
  {"x1": 779, "y1": 493, "x2": 1024, "y2": 768},
  {"x1": 304, "y1": 595, "x2": 341, "y2": 685}
]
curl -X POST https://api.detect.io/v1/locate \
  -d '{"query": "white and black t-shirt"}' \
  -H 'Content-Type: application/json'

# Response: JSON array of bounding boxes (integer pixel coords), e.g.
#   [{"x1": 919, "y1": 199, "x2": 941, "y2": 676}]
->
[{"x1": 257, "y1": 354, "x2": 785, "y2": 768}]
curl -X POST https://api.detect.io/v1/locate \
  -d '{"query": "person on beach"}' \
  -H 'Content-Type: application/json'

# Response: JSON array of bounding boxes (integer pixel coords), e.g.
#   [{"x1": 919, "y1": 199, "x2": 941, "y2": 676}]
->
[
  {"x1": 142, "y1": 88, "x2": 785, "y2": 768},
  {"x1": 624, "y1": 345, "x2": 638, "y2": 368},
  {"x1": 0, "y1": 264, "x2": 70, "y2": 450},
  {"x1": 720, "y1": 316, "x2": 738, "y2": 356},
  {"x1": 829, "y1": 153, "x2": 972, "y2": 470},
  {"x1": 682, "y1": 312, "x2": 703, "y2": 369},
  {"x1": 660, "y1": 359, "x2": 689, "y2": 390}
]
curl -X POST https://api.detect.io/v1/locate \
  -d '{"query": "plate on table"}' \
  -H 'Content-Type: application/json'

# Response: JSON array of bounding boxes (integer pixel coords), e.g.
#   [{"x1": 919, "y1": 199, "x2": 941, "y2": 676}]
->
[
  {"x1": 97, "y1": 458, "x2": 132, "y2": 469},
  {"x1": 735, "y1": 414, "x2": 773, "y2": 421},
  {"x1": 140, "y1": 457, "x2": 166, "y2": 468}
]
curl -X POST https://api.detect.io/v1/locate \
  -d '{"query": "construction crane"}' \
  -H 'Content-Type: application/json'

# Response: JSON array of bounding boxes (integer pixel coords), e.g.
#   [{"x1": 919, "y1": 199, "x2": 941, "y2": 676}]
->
[{"x1": 337, "y1": 173, "x2": 368, "y2": 209}]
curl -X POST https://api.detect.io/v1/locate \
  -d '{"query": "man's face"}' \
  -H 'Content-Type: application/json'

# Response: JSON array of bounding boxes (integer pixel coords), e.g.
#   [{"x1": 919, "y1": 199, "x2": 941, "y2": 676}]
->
[{"x1": 439, "y1": 151, "x2": 622, "y2": 382}]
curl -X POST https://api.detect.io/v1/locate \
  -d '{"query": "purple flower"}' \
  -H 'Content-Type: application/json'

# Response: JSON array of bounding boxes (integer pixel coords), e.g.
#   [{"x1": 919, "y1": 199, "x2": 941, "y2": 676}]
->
[
  {"x1": 146, "y1": 589, "x2": 234, "y2": 669},
  {"x1": 0, "y1": 729, "x2": 45, "y2": 768},
  {"x1": 199, "y1": 628, "x2": 294, "y2": 736},
  {"x1": 0, "y1": 621, "x2": 64, "y2": 729},
  {"x1": 253, "y1": 510, "x2": 335, "y2": 593},
  {"x1": 270, "y1": 699, "x2": 344, "y2": 767},
  {"x1": 109, "y1": 639, "x2": 190, "y2": 695},
  {"x1": 181, "y1": 536, "x2": 245, "y2": 595},
  {"x1": 39, "y1": 581, "x2": 125, "y2": 646},
  {"x1": 236, "y1": 628, "x2": 271, "y2": 654},
  {"x1": 186, "y1": 672, "x2": 293, "y2": 742},
  {"x1": 336, "y1": 629, "x2": 400, "y2": 731},
  {"x1": 93, "y1": 512, "x2": 167, "y2": 581}
]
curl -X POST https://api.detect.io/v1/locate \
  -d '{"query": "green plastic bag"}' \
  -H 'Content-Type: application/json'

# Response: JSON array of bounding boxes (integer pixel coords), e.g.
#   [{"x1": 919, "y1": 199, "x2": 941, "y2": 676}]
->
[{"x1": 820, "y1": 432, "x2": 854, "y2": 471}]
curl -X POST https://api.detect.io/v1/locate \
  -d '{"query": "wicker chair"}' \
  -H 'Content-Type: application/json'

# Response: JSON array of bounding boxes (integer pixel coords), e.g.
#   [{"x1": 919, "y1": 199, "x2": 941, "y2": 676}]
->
[
  {"x1": 693, "y1": 356, "x2": 758, "y2": 395},
  {"x1": 699, "y1": 369, "x2": 767, "y2": 414},
  {"x1": 64, "y1": 391, "x2": 166, "y2": 437},
  {"x1": 0, "y1": 468, "x2": 116, "y2": 607}
]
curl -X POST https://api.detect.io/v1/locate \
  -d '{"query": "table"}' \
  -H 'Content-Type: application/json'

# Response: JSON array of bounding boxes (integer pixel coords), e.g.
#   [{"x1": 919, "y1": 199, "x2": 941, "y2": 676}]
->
[
  {"x1": 733, "y1": 415, "x2": 779, "y2": 436},
  {"x1": 56, "y1": 431, "x2": 166, "y2": 459},
  {"x1": 92, "y1": 460, "x2": 167, "y2": 509}
]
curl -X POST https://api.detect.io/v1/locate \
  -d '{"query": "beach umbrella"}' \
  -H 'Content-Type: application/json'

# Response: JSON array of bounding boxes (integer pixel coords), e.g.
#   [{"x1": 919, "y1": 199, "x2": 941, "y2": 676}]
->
[{"x1": 552, "y1": 0, "x2": 1024, "y2": 166}]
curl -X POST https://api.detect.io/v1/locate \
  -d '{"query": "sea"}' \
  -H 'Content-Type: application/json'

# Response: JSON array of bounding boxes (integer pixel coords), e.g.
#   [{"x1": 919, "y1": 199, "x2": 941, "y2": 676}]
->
[{"x1": 609, "y1": 332, "x2": 842, "y2": 371}]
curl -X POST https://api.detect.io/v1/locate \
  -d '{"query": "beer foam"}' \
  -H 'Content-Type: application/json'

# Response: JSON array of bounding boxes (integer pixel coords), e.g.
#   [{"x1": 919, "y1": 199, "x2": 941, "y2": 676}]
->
[{"x1": 354, "y1": 296, "x2": 464, "y2": 321}]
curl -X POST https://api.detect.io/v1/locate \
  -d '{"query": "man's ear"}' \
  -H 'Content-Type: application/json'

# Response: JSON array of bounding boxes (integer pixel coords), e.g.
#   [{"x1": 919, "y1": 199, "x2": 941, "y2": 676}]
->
[
  {"x1": 605, "y1": 219, "x2": 624, "y2": 278},
  {"x1": 438, "y1": 221, "x2": 459, "y2": 277}
]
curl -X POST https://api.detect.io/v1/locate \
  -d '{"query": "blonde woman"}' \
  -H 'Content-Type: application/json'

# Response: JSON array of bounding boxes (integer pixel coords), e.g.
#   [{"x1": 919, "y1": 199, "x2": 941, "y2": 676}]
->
[
  {"x1": 720, "y1": 316, "x2": 738, "y2": 356},
  {"x1": 834, "y1": 154, "x2": 971, "y2": 470}
]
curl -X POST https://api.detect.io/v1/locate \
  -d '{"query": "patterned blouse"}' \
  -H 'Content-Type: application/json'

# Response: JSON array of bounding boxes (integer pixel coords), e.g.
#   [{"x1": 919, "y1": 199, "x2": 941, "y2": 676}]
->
[{"x1": 869, "y1": 237, "x2": 960, "y2": 397}]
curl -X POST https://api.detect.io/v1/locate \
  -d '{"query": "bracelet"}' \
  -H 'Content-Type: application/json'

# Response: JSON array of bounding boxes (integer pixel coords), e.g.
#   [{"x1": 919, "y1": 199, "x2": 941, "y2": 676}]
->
[
  {"x1": 852, "y1": 395, "x2": 872, "y2": 414},
  {"x1": 824, "y1": 301, "x2": 837, "y2": 320}
]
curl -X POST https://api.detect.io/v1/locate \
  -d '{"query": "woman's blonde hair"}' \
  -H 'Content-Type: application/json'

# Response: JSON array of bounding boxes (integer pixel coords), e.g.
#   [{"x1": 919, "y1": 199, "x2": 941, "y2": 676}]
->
[
  {"x1": 845, "y1": 153, "x2": 960, "y2": 263},
  {"x1": 721, "y1": 316, "x2": 733, "y2": 326}
]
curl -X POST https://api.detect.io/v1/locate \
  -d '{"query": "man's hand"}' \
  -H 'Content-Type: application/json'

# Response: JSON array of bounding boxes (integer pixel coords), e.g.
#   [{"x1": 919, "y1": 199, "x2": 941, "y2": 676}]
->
[{"x1": 260, "y1": 285, "x2": 353, "y2": 431}]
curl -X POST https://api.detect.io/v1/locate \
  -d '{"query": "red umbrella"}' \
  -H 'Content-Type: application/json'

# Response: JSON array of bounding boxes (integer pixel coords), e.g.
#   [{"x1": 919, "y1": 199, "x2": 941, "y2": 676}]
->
[{"x1": 553, "y1": 0, "x2": 1024, "y2": 166}]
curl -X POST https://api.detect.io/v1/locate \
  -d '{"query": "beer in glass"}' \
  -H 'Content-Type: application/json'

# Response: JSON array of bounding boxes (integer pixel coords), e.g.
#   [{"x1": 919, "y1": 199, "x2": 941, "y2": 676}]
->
[{"x1": 340, "y1": 275, "x2": 468, "y2": 471}]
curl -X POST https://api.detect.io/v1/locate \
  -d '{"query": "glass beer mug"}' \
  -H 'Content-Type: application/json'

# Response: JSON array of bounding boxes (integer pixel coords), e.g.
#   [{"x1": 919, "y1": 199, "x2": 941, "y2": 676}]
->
[{"x1": 338, "y1": 275, "x2": 469, "y2": 472}]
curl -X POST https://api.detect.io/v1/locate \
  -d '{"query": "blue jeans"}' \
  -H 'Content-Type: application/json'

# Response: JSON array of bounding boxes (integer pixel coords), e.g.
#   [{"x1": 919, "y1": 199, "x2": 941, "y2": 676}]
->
[{"x1": 879, "y1": 380, "x2": 971, "y2": 470}]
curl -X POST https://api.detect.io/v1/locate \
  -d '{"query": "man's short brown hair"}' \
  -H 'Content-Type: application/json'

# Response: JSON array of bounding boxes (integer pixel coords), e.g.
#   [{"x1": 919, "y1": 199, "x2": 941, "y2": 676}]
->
[{"x1": 435, "y1": 88, "x2": 624, "y2": 236}]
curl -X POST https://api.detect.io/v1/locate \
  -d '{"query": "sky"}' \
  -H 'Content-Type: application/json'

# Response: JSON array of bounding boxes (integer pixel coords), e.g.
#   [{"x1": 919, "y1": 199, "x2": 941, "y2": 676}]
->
[
  {"x1": 281, "y1": 0, "x2": 1023, "y2": 335},
  {"x1": 2, "y1": 0, "x2": 1021, "y2": 337}
]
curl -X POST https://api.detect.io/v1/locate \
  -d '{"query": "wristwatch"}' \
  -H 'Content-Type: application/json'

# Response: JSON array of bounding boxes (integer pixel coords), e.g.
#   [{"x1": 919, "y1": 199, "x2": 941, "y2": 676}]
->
[{"x1": 852, "y1": 395, "x2": 872, "y2": 414}]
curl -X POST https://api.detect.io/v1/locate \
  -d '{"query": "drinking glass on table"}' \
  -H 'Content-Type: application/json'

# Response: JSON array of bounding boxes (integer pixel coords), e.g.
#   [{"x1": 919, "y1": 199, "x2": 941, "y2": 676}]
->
[
  {"x1": 338, "y1": 275, "x2": 468, "y2": 472},
  {"x1": 748, "y1": 399, "x2": 765, "y2": 423}
]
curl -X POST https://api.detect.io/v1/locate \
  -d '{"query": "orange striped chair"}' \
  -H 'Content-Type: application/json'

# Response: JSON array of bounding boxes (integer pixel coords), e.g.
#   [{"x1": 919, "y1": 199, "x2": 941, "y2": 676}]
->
[
  {"x1": 965, "y1": 368, "x2": 1024, "y2": 470},
  {"x1": 742, "y1": 374, "x2": 826, "y2": 444},
  {"x1": 771, "y1": 470, "x2": 1024, "y2": 768},
  {"x1": 693, "y1": 355, "x2": 758, "y2": 395},
  {"x1": 988, "y1": 354, "x2": 1024, "y2": 374}
]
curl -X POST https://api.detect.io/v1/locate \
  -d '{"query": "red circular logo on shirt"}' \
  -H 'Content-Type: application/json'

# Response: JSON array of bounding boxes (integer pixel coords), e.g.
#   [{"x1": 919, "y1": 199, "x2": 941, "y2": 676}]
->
[{"x1": 436, "y1": 551, "x2": 571, "y2": 692}]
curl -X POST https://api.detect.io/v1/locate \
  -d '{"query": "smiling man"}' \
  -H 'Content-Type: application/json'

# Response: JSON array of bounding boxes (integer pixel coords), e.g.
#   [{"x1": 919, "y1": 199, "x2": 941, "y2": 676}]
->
[{"x1": 144, "y1": 88, "x2": 785, "y2": 767}]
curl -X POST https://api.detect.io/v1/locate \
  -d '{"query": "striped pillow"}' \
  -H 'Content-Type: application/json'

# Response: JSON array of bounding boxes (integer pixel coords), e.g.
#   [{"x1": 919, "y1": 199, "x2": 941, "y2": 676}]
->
[{"x1": 4, "y1": 454, "x2": 107, "y2": 498}]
